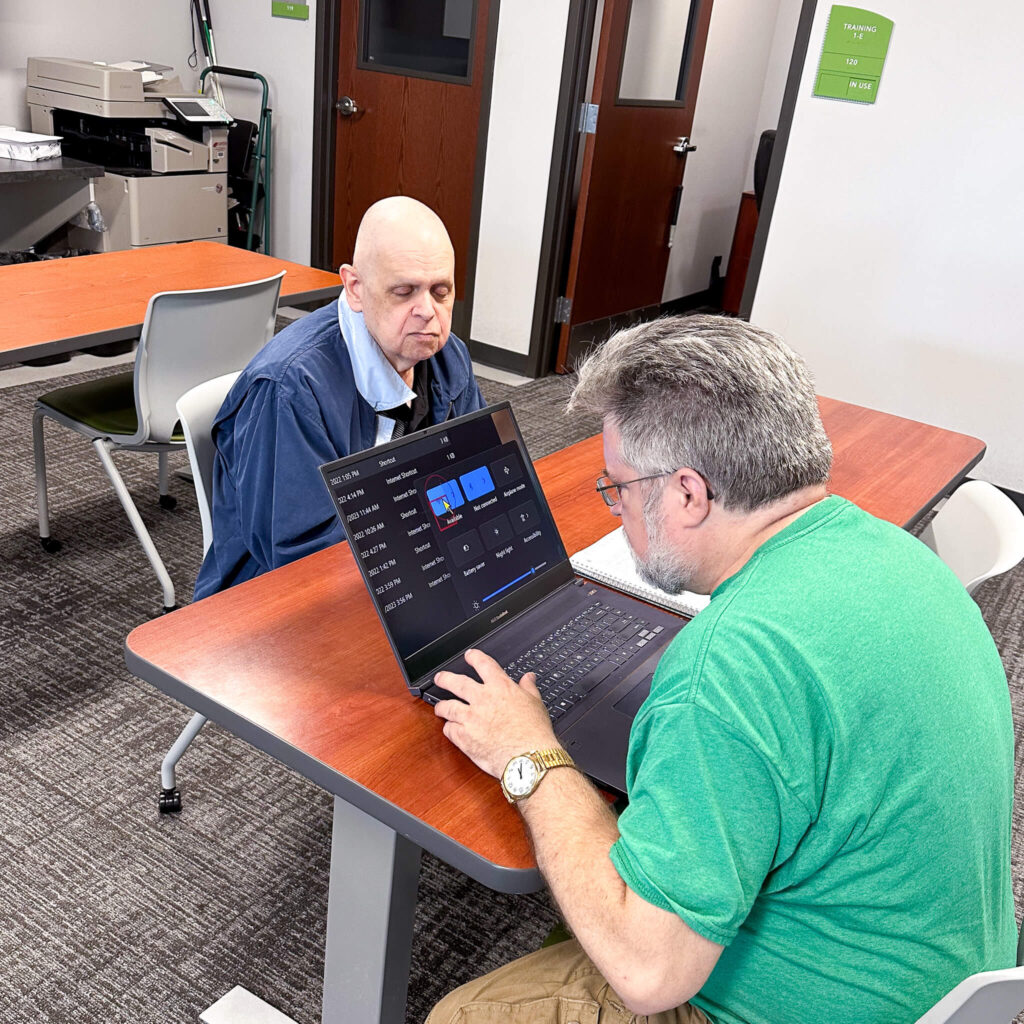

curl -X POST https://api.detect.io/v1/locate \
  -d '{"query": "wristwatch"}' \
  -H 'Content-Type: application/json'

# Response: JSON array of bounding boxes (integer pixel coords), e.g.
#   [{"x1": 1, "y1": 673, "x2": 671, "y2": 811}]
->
[{"x1": 500, "y1": 748, "x2": 577, "y2": 803}]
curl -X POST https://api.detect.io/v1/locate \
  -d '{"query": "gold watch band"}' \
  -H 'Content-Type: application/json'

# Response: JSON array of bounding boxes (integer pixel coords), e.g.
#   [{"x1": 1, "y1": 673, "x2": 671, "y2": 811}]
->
[{"x1": 532, "y1": 747, "x2": 576, "y2": 771}]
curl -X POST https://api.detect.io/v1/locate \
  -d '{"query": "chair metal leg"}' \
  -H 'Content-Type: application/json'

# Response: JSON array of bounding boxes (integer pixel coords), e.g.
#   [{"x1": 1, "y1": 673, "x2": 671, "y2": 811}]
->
[
  {"x1": 157, "y1": 450, "x2": 176, "y2": 510},
  {"x1": 91, "y1": 438, "x2": 176, "y2": 610},
  {"x1": 32, "y1": 408, "x2": 61, "y2": 552},
  {"x1": 159, "y1": 711, "x2": 208, "y2": 813}
]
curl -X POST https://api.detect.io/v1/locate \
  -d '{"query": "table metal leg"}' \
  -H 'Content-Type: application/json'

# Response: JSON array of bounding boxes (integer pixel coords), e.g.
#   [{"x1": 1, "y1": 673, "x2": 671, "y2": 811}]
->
[{"x1": 322, "y1": 795, "x2": 422, "y2": 1024}]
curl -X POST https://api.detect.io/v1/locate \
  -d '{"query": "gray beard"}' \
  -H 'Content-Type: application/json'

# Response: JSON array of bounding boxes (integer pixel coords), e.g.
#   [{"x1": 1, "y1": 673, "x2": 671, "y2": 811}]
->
[{"x1": 627, "y1": 506, "x2": 700, "y2": 595}]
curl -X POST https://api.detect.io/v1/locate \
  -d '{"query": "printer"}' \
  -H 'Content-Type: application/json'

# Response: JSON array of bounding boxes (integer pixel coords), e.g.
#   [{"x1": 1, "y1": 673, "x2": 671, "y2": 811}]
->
[{"x1": 26, "y1": 57, "x2": 230, "y2": 251}]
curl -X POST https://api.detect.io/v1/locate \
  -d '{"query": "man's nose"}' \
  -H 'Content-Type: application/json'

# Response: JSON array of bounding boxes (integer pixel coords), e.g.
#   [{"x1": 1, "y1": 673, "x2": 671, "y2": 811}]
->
[{"x1": 411, "y1": 294, "x2": 438, "y2": 321}]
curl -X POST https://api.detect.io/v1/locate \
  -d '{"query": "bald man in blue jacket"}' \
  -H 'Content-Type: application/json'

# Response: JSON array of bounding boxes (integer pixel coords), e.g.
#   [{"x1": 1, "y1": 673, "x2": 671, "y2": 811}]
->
[{"x1": 194, "y1": 197, "x2": 484, "y2": 600}]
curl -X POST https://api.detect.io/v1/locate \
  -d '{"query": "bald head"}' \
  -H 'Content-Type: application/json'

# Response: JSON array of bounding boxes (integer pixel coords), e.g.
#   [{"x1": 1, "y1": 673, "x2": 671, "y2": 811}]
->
[
  {"x1": 340, "y1": 197, "x2": 457, "y2": 381},
  {"x1": 351, "y1": 196, "x2": 454, "y2": 282}
]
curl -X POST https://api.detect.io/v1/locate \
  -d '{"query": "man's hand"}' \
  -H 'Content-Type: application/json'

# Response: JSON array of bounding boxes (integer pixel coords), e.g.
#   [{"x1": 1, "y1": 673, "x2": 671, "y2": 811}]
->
[{"x1": 433, "y1": 648, "x2": 558, "y2": 778}]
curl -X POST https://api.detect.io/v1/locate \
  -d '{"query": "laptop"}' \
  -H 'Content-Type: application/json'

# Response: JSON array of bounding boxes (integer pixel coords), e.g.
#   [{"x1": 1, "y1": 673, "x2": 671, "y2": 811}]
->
[{"x1": 319, "y1": 402, "x2": 687, "y2": 794}]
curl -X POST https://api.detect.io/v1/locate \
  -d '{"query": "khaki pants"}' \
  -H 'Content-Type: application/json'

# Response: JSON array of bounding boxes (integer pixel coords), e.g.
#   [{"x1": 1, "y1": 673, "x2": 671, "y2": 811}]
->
[{"x1": 426, "y1": 939, "x2": 710, "y2": 1024}]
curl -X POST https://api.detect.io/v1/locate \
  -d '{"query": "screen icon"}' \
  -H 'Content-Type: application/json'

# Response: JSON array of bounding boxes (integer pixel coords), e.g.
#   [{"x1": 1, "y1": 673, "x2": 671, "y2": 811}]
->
[
  {"x1": 509, "y1": 500, "x2": 539, "y2": 535},
  {"x1": 459, "y1": 465, "x2": 495, "y2": 501},
  {"x1": 426, "y1": 480, "x2": 464, "y2": 517},
  {"x1": 448, "y1": 530, "x2": 484, "y2": 568},
  {"x1": 481, "y1": 512, "x2": 514, "y2": 550},
  {"x1": 491, "y1": 454, "x2": 522, "y2": 485}
]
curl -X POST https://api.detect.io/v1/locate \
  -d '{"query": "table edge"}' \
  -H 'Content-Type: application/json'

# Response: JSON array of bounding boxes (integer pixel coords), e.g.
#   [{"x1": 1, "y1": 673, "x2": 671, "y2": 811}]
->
[
  {"x1": 0, "y1": 324, "x2": 141, "y2": 368},
  {"x1": 897, "y1": 444, "x2": 987, "y2": 530},
  {"x1": 0, "y1": 285, "x2": 341, "y2": 368},
  {"x1": 124, "y1": 640, "x2": 543, "y2": 895}
]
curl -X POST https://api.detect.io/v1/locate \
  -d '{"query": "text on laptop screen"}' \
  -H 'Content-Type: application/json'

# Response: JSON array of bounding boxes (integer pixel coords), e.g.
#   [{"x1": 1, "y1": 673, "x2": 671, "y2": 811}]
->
[{"x1": 323, "y1": 405, "x2": 568, "y2": 681}]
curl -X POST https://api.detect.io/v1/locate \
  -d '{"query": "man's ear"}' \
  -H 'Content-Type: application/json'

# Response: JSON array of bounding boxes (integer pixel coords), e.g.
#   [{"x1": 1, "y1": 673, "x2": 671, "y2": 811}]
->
[
  {"x1": 668, "y1": 468, "x2": 713, "y2": 524},
  {"x1": 339, "y1": 264, "x2": 364, "y2": 311}
]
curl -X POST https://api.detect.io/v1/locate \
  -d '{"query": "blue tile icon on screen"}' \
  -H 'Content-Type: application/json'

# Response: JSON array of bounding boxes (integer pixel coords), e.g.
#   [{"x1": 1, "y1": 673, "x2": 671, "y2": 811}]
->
[
  {"x1": 427, "y1": 480, "x2": 464, "y2": 516},
  {"x1": 459, "y1": 466, "x2": 495, "y2": 501}
]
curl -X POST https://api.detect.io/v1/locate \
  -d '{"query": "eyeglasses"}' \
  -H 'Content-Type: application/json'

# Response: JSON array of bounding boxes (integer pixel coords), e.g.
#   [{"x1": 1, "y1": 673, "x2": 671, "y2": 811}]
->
[{"x1": 595, "y1": 471, "x2": 715, "y2": 507}]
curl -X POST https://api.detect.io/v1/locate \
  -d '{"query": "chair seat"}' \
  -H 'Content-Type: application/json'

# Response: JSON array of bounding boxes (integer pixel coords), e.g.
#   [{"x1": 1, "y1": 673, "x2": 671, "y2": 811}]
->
[{"x1": 37, "y1": 371, "x2": 184, "y2": 441}]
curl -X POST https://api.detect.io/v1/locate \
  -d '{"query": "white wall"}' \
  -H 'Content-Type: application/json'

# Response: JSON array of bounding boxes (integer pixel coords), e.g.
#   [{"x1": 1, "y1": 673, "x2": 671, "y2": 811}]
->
[
  {"x1": 751, "y1": 0, "x2": 1024, "y2": 490},
  {"x1": 470, "y1": 0, "x2": 572, "y2": 356},
  {"x1": 662, "y1": 0, "x2": 787, "y2": 301},
  {"x1": 0, "y1": 2, "x2": 316, "y2": 264},
  {"x1": 200, "y1": 1, "x2": 317, "y2": 264}
]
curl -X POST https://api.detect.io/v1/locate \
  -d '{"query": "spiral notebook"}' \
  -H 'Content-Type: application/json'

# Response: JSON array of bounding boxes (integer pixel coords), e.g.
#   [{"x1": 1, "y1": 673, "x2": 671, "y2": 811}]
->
[{"x1": 570, "y1": 527, "x2": 710, "y2": 619}]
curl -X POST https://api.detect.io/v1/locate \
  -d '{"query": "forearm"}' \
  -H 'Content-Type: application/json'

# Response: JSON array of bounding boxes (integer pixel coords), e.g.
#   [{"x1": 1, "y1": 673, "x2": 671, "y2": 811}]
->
[{"x1": 518, "y1": 768, "x2": 676, "y2": 1007}]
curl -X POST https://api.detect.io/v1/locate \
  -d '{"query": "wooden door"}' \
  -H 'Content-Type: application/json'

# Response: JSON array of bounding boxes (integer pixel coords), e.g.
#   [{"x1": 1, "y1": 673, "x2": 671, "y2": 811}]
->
[
  {"x1": 556, "y1": 0, "x2": 714, "y2": 371},
  {"x1": 331, "y1": 0, "x2": 492, "y2": 306}
]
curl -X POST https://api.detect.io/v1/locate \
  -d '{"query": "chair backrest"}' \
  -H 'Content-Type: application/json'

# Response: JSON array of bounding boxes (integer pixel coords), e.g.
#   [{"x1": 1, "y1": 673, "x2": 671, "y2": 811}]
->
[
  {"x1": 176, "y1": 372, "x2": 241, "y2": 557},
  {"x1": 918, "y1": 480, "x2": 1024, "y2": 596},
  {"x1": 129, "y1": 270, "x2": 285, "y2": 445},
  {"x1": 913, "y1": 966, "x2": 1024, "y2": 1024}
]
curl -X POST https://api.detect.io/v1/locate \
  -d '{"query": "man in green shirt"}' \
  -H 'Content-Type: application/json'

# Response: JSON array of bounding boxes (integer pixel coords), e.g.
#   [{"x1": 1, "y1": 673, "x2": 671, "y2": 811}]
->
[{"x1": 428, "y1": 315, "x2": 1015, "y2": 1023}]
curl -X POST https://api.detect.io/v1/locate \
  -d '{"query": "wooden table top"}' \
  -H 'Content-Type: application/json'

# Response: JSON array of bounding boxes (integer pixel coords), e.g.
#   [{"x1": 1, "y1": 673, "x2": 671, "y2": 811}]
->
[
  {"x1": 125, "y1": 398, "x2": 984, "y2": 890},
  {"x1": 0, "y1": 241, "x2": 342, "y2": 365}
]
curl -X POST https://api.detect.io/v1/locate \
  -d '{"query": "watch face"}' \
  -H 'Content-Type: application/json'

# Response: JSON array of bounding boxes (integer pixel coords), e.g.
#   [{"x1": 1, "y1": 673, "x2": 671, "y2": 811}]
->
[{"x1": 504, "y1": 755, "x2": 539, "y2": 797}]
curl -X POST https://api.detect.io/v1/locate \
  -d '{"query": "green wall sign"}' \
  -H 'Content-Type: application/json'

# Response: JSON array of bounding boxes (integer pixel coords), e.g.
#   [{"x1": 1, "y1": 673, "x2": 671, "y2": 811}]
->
[
  {"x1": 271, "y1": 1, "x2": 309, "y2": 19},
  {"x1": 814, "y1": 6, "x2": 893, "y2": 104}
]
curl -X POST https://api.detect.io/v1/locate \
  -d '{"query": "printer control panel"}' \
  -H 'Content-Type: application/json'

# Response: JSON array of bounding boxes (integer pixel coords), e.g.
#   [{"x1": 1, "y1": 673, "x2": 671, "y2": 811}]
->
[{"x1": 162, "y1": 96, "x2": 233, "y2": 126}]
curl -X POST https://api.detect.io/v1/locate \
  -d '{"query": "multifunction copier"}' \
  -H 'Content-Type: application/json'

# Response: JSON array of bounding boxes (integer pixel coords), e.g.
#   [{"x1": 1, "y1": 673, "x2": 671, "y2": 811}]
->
[{"x1": 26, "y1": 57, "x2": 231, "y2": 251}]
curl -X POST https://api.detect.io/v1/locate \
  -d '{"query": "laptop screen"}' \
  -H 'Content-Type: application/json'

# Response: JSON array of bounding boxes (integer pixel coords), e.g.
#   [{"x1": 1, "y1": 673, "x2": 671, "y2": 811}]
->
[{"x1": 320, "y1": 403, "x2": 573, "y2": 686}]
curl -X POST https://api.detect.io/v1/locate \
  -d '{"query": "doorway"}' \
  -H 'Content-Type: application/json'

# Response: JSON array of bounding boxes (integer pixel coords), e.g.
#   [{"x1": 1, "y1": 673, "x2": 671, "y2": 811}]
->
[{"x1": 552, "y1": 0, "x2": 715, "y2": 372}]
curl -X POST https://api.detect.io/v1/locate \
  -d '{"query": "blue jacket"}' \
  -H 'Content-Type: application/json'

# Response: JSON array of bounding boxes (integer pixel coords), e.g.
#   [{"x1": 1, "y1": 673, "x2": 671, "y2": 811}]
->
[{"x1": 193, "y1": 300, "x2": 484, "y2": 599}]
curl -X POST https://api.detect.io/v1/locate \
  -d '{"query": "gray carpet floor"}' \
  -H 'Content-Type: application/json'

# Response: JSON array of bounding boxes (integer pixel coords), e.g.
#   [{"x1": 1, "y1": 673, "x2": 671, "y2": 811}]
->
[{"x1": 1, "y1": 361, "x2": 1022, "y2": 1023}]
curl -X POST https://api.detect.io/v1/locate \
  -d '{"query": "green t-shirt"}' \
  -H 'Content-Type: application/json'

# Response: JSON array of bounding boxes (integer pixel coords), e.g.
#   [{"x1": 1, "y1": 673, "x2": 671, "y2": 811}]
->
[{"x1": 609, "y1": 496, "x2": 1015, "y2": 1024}]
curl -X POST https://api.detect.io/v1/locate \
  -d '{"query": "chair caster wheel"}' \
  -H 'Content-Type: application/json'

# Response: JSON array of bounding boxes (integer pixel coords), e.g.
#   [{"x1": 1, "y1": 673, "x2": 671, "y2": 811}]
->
[
  {"x1": 40, "y1": 537, "x2": 62, "y2": 553},
  {"x1": 159, "y1": 788, "x2": 182, "y2": 814},
  {"x1": 159, "y1": 494, "x2": 177, "y2": 510},
  {"x1": 159, "y1": 604, "x2": 178, "y2": 616}
]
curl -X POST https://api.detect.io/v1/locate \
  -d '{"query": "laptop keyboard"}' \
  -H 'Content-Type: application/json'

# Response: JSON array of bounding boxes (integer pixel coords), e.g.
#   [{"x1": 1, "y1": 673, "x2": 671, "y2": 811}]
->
[{"x1": 503, "y1": 599, "x2": 665, "y2": 722}]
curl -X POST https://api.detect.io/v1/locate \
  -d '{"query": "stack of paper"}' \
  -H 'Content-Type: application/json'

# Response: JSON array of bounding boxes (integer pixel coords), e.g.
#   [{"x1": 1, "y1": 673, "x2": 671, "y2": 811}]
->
[{"x1": 0, "y1": 126, "x2": 61, "y2": 162}]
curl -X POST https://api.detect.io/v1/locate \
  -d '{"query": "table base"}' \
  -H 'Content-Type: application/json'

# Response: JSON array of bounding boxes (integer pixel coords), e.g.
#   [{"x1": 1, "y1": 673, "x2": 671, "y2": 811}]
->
[{"x1": 323, "y1": 794, "x2": 422, "y2": 1024}]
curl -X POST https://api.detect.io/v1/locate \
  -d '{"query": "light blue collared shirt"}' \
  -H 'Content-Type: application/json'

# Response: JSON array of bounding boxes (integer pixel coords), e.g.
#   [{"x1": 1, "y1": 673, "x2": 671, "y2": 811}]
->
[{"x1": 337, "y1": 289, "x2": 416, "y2": 445}]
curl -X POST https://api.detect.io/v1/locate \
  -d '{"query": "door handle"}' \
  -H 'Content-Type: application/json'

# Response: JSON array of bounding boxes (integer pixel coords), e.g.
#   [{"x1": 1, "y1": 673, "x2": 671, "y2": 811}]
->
[
  {"x1": 336, "y1": 95, "x2": 359, "y2": 117},
  {"x1": 673, "y1": 136, "x2": 697, "y2": 154}
]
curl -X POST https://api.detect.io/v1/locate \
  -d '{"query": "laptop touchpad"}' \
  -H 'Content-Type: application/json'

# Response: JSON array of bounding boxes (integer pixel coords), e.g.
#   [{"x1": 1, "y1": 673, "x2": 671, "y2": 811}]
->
[{"x1": 612, "y1": 672, "x2": 654, "y2": 718}]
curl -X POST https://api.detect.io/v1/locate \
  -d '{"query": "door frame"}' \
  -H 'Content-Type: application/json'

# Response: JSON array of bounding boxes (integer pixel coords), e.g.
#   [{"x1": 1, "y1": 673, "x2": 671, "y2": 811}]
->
[
  {"x1": 511, "y1": 0, "x2": 602, "y2": 378},
  {"x1": 310, "y1": 0, "x2": 502, "y2": 345},
  {"x1": 739, "y1": 0, "x2": 818, "y2": 318}
]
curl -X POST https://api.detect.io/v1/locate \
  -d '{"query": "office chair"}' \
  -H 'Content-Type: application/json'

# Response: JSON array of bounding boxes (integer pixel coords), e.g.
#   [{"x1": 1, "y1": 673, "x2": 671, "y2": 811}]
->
[
  {"x1": 913, "y1": 966, "x2": 1024, "y2": 1023},
  {"x1": 32, "y1": 272, "x2": 284, "y2": 613},
  {"x1": 918, "y1": 480, "x2": 1024, "y2": 596},
  {"x1": 753, "y1": 129, "x2": 776, "y2": 212},
  {"x1": 156, "y1": 372, "x2": 240, "y2": 813}
]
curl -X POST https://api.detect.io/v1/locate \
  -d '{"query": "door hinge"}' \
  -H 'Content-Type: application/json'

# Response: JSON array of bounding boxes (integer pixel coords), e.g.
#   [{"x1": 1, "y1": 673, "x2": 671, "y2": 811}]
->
[
  {"x1": 554, "y1": 296, "x2": 572, "y2": 323},
  {"x1": 578, "y1": 103, "x2": 599, "y2": 135}
]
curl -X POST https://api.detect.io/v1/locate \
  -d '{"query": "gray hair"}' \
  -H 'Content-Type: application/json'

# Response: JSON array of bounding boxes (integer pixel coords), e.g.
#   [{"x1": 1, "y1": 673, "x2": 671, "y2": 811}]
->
[{"x1": 567, "y1": 315, "x2": 832, "y2": 511}]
